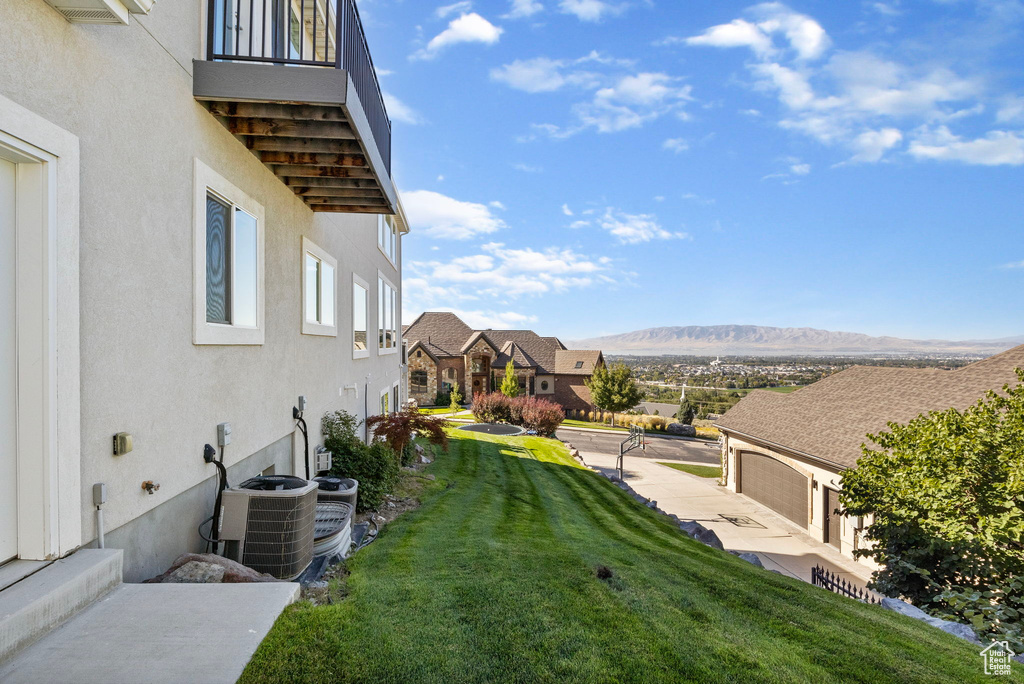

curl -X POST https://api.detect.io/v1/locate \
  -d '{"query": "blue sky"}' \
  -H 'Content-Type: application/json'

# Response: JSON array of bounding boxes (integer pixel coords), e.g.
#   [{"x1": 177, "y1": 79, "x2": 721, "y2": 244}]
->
[{"x1": 359, "y1": 0, "x2": 1024, "y2": 342}]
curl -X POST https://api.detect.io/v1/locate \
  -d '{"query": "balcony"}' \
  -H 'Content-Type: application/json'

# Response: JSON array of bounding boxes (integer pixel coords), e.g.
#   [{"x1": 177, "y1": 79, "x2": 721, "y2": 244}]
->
[{"x1": 193, "y1": 0, "x2": 395, "y2": 214}]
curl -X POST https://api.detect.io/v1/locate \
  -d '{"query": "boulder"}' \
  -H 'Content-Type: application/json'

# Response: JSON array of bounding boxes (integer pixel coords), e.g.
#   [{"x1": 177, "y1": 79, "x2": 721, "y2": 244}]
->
[
  {"x1": 881, "y1": 597, "x2": 982, "y2": 645},
  {"x1": 730, "y1": 551, "x2": 764, "y2": 569},
  {"x1": 666, "y1": 423, "x2": 697, "y2": 438},
  {"x1": 678, "y1": 521, "x2": 725, "y2": 551},
  {"x1": 146, "y1": 553, "x2": 280, "y2": 584},
  {"x1": 165, "y1": 561, "x2": 225, "y2": 584}
]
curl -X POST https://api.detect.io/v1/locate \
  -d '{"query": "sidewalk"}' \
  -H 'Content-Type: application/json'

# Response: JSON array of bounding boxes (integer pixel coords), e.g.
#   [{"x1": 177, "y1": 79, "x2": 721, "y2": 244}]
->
[{"x1": 579, "y1": 450, "x2": 875, "y2": 587}]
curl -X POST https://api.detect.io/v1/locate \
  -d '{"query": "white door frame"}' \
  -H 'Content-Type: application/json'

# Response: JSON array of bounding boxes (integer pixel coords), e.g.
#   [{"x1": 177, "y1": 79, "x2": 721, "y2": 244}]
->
[{"x1": 0, "y1": 94, "x2": 81, "y2": 561}]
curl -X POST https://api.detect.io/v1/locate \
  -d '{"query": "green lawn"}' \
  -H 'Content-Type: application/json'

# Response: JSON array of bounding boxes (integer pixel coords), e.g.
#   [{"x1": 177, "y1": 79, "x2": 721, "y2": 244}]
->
[
  {"x1": 241, "y1": 431, "x2": 1013, "y2": 684},
  {"x1": 658, "y1": 461, "x2": 723, "y2": 478},
  {"x1": 417, "y1": 406, "x2": 467, "y2": 415},
  {"x1": 560, "y1": 418, "x2": 629, "y2": 432}
]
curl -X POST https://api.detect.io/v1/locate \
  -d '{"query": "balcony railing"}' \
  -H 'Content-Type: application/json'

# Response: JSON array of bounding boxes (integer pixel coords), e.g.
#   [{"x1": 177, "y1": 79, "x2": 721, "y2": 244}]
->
[{"x1": 206, "y1": 0, "x2": 391, "y2": 175}]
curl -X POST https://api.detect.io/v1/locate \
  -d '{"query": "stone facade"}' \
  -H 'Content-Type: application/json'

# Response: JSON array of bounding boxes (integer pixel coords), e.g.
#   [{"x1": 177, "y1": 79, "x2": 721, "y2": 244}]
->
[{"x1": 408, "y1": 351, "x2": 437, "y2": 404}]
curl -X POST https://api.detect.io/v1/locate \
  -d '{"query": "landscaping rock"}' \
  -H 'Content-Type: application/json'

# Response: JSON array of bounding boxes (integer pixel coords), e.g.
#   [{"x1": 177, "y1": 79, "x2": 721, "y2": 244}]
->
[
  {"x1": 729, "y1": 551, "x2": 764, "y2": 569},
  {"x1": 146, "y1": 553, "x2": 280, "y2": 584},
  {"x1": 666, "y1": 423, "x2": 697, "y2": 438},
  {"x1": 165, "y1": 561, "x2": 225, "y2": 584},
  {"x1": 678, "y1": 521, "x2": 725, "y2": 551},
  {"x1": 881, "y1": 597, "x2": 981, "y2": 645}
]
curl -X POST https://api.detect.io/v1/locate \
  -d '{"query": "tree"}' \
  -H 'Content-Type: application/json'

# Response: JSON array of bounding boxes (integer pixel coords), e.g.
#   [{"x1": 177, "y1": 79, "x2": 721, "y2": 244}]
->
[
  {"x1": 841, "y1": 369, "x2": 1024, "y2": 649},
  {"x1": 364, "y1": 406, "x2": 450, "y2": 460},
  {"x1": 500, "y1": 360, "x2": 520, "y2": 398},
  {"x1": 449, "y1": 382, "x2": 463, "y2": 415},
  {"x1": 586, "y1": 362, "x2": 643, "y2": 427},
  {"x1": 678, "y1": 400, "x2": 696, "y2": 425}
]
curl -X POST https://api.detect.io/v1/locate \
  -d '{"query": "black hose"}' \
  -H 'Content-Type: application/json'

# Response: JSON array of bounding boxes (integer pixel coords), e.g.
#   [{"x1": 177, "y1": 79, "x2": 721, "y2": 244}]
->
[
  {"x1": 296, "y1": 415, "x2": 310, "y2": 480},
  {"x1": 197, "y1": 515, "x2": 218, "y2": 549},
  {"x1": 210, "y1": 449, "x2": 228, "y2": 554}
]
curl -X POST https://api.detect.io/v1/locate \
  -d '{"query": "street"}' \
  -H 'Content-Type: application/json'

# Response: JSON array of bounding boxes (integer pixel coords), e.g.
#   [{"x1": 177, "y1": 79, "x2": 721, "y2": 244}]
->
[{"x1": 554, "y1": 429, "x2": 721, "y2": 465}]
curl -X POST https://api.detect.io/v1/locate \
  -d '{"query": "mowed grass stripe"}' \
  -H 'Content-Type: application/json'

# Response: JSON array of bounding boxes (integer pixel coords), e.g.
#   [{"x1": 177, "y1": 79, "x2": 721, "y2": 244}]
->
[{"x1": 241, "y1": 431, "x2": 1019, "y2": 684}]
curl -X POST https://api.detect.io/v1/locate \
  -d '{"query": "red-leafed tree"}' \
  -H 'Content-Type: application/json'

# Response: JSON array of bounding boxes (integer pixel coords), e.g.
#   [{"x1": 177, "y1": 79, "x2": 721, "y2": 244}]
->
[{"x1": 365, "y1": 407, "x2": 450, "y2": 458}]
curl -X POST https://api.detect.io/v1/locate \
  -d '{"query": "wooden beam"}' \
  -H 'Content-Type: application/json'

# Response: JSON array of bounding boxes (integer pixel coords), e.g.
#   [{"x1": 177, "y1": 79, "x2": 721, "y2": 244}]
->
[
  {"x1": 311, "y1": 205, "x2": 392, "y2": 214},
  {"x1": 260, "y1": 151, "x2": 367, "y2": 167},
  {"x1": 281, "y1": 177, "x2": 380, "y2": 189},
  {"x1": 274, "y1": 165, "x2": 375, "y2": 179},
  {"x1": 292, "y1": 187, "x2": 383, "y2": 198},
  {"x1": 227, "y1": 118, "x2": 355, "y2": 139},
  {"x1": 303, "y1": 196, "x2": 388, "y2": 206},
  {"x1": 247, "y1": 137, "x2": 364, "y2": 155},
  {"x1": 208, "y1": 102, "x2": 348, "y2": 122}
]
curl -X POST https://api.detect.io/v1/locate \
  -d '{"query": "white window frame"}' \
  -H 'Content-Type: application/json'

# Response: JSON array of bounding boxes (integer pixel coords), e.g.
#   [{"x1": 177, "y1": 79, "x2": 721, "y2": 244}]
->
[
  {"x1": 301, "y1": 236, "x2": 337, "y2": 337},
  {"x1": 352, "y1": 274, "x2": 370, "y2": 359},
  {"x1": 193, "y1": 159, "x2": 265, "y2": 345},
  {"x1": 377, "y1": 271, "x2": 399, "y2": 355},
  {"x1": 377, "y1": 214, "x2": 397, "y2": 267},
  {"x1": 379, "y1": 386, "x2": 391, "y2": 415}
]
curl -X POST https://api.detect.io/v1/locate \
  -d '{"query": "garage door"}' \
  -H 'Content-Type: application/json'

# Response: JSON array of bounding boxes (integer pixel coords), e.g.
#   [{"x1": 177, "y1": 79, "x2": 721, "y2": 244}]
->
[{"x1": 739, "y1": 452, "x2": 808, "y2": 527}]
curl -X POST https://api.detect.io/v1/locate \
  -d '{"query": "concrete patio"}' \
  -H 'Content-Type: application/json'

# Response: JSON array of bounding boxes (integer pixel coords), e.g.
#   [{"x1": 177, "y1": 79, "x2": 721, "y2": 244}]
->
[{"x1": 579, "y1": 449, "x2": 875, "y2": 587}]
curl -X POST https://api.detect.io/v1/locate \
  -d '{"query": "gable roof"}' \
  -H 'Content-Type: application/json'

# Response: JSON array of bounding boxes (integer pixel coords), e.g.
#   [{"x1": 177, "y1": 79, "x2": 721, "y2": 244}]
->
[
  {"x1": 554, "y1": 350, "x2": 604, "y2": 375},
  {"x1": 716, "y1": 344, "x2": 1024, "y2": 469},
  {"x1": 636, "y1": 402, "x2": 680, "y2": 418},
  {"x1": 403, "y1": 312, "x2": 603, "y2": 376}
]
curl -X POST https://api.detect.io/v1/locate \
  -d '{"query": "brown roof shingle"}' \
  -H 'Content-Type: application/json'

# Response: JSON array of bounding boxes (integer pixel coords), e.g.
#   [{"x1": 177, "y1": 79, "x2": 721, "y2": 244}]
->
[{"x1": 716, "y1": 344, "x2": 1024, "y2": 469}]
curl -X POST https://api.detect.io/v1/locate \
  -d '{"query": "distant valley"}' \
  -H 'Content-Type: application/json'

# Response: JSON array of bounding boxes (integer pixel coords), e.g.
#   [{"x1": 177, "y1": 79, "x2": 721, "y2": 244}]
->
[{"x1": 568, "y1": 325, "x2": 1024, "y2": 356}]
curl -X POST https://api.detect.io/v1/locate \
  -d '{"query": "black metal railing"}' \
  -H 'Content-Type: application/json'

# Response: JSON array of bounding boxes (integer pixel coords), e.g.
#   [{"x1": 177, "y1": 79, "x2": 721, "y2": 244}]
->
[
  {"x1": 811, "y1": 565, "x2": 878, "y2": 604},
  {"x1": 206, "y1": 0, "x2": 391, "y2": 174}
]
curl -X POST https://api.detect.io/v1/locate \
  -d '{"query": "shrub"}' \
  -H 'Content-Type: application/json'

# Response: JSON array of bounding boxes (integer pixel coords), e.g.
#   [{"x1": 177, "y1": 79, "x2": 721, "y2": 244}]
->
[
  {"x1": 323, "y1": 410, "x2": 399, "y2": 512},
  {"x1": 472, "y1": 392, "x2": 512, "y2": 423},
  {"x1": 365, "y1": 407, "x2": 450, "y2": 458},
  {"x1": 508, "y1": 395, "x2": 527, "y2": 425},
  {"x1": 520, "y1": 398, "x2": 565, "y2": 436},
  {"x1": 434, "y1": 390, "x2": 451, "y2": 407}
]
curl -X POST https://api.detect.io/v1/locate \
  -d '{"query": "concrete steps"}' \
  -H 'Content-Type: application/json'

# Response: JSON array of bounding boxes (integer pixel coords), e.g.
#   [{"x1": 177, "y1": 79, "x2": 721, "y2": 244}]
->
[{"x1": 0, "y1": 549, "x2": 123, "y2": 663}]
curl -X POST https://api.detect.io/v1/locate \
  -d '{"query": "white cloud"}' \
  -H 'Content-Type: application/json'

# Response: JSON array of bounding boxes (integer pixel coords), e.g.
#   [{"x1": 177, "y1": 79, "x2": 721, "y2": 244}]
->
[
  {"x1": 412, "y1": 13, "x2": 503, "y2": 60},
  {"x1": 382, "y1": 92, "x2": 422, "y2": 125},
  {"x1": 490, "y1": 201, "x2": 507, "y2": 210},
  {"x1": 909, "y1": 127, "x2": 1024, "y2": 165},
  {"x1": 997, "y1": 96, "x2": 1024, "y2": 123},
  {"x1": 598, "y1": 208, "x2": 688, "y2": 244},
  {"x1": 491, "y1": 58, "x2": 583, "y2": 93},
  {"x1": 679, "y1": 4, "x2": 829, "y2": 60},
  {"x1": 789, "y1": 161, "x2": 811, "y2": 174},
  {"x1": 559, "y1": 0, "x2": 625, "y2": 22},
  {"x1": 403, "y1": 190, "x2": 507, "y2": 239},
  {"x1": 849, "y1": 127, "x2": 903, "y2": 162},
  {"x1": 406, "y1": 242, "x2": 613, "y2": 304},
  {"x1": 436, "y1": 1, "x2": 473, "y2": 18},
  {"x1": 573, "y1": 73, "x2": 693, "y2": 133},
  {"x1": 504, "y1": 0, "x2": 543, "y2": 19},
  {"x1": 685, "y1": 19, "x2": 775, "y2": 57},
  {"x1": 663, "y1": 137, "x2": 690, "y2": 153},
  {"x1": 999, "y1": 260, "x2": 1024, "y2": 269},
  {"x1": 562, "y1": 204, "x2": 574, "y2": 216},
  {"x1": 513, "y1": 162, "x2": 543, "y2": 172}
]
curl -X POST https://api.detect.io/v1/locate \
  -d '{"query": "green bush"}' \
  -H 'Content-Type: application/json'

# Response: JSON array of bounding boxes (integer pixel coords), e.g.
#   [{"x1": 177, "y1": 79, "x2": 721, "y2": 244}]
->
[
  {"x1": 322, "y1": 410, "x2": 399, "y2": 512},
  {"x1": 434, "y1": 391, "x2": 451, "y2": 407}
]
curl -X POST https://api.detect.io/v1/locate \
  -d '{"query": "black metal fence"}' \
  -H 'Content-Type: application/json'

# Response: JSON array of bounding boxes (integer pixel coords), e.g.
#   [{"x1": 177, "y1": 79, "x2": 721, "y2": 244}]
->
[
  {"x1": 206, "y1": 0, "x2": 391, "y2": 174},
  {"x1": 811, "y1": 565, "x2": 878, "y2": 604}
]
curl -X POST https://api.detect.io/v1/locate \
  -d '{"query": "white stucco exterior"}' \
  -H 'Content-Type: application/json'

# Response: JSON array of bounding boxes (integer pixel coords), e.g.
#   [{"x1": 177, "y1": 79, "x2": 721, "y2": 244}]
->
[{"x1": 1, "y1": 1, "x2": 406, "y2": 579}]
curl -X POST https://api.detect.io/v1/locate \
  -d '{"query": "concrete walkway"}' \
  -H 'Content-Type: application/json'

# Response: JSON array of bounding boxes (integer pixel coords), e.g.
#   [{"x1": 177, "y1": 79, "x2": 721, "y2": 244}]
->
[
  {"x1": 580, "y1": 450, "x2": 875, "y2": 587},
  {"x1": 0, "y1": 582, "x2": 299, "y2": 684}
]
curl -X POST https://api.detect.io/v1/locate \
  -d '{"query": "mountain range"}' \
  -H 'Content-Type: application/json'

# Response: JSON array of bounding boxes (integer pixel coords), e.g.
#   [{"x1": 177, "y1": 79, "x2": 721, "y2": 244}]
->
[{"x1": 568, "y1": 325, "x2": 1024, "y2": 356}]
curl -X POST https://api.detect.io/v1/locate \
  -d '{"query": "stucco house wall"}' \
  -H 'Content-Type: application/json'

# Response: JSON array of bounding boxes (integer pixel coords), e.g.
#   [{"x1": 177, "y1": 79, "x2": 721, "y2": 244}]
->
[{"x1": 1, "y1": 1, "x2": 404, "y2": 580}]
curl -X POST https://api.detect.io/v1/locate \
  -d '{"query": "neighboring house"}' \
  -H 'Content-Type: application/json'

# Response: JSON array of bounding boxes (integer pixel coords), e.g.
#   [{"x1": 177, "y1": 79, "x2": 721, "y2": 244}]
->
[
  {"x1": 404, "y1": 312, "x2": 605, "y2": 411},
  {"x1": 635, "y1": 402, "x2": 680, "y2": 419},
  {"x1": 1, "y1": 0, "x2": 407, "y2": 582},
  {"x1": 715, "y1": 344, "x2": 1024, "y2": 565}
]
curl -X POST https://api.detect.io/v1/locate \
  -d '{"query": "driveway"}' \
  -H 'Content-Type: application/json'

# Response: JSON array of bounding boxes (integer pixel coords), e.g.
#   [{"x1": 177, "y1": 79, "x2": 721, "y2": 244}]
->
[
  {"x1": 554, "y1": 429, "x2": 720, "y2": 464},
  {"x1": 576, "y1": 449, "x2": 876, "y2": 588}
]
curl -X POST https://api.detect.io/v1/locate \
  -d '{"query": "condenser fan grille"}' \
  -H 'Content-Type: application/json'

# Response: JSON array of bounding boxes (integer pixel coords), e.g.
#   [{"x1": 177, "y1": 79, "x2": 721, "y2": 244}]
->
[{"x1": 240, "y1": 488, "x2": 318, "y2": 578}]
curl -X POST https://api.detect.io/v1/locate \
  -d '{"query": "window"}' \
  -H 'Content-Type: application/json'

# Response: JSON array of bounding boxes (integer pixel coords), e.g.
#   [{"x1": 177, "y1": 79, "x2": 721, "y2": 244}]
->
[
  {"x1": 353, "y1": 275, "x2": 369, "y2": 358},
  {"x1": 380, "y1": 388, "x2": 390, "y2": 415},
  {"x1": 446, "y1": 368, "x2": 456, "y2": 380},
  {"x1": 194, "y1": 159, "x2": 264, "y2": 345},
  {"x1": 377, "y1": 214, "x2": 397, "y2": 265},
  {"x1": 541, "y1": 380, "x2": 549, "y2": 391},
  {"x1": 411, "y1": 370, "x2": 428, "y2": 393},
  {"x1": 378, "y1": 273, "x2": 398, "y2": 353},
  {"x1": 471, "y1": 359, "x2": 483, "y2": 373},
  {"x1": 575, "y1": 361, "x2": 584, "y2": 369},
  {"x1": 301, "y1": 237, "x2": 336, "y2": 336}
]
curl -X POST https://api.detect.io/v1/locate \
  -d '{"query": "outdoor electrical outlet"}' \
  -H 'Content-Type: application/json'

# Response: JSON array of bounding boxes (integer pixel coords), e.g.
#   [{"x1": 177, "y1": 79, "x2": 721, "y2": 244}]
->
[
  {"x1": 217, "y1": 422, "x2": 232, "y2": 447},
  {"x1": 93, "y1": 483, "x2": 107, "y2": 506}
]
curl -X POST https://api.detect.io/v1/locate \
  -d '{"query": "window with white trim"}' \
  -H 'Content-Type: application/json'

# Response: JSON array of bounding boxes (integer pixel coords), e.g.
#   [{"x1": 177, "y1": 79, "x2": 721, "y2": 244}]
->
[
  {"x1": 301, "y1": 237, "x2": 337, "y2": 336},
  {"x1": 380, "y1": 387, "x2": 391, "y2": 415},
  {"x1": 193, "y1": 159, "x2": 265, "y2": 345},
  {"x1": 353, "y1": 274, "x2": 369, "y2": 359},
  {"x1": 377, "y1": 214, "x2": 397, "y2": 265},
  {"x1": 378, "y1": 274, "x2": 398, "y2": 353}
]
